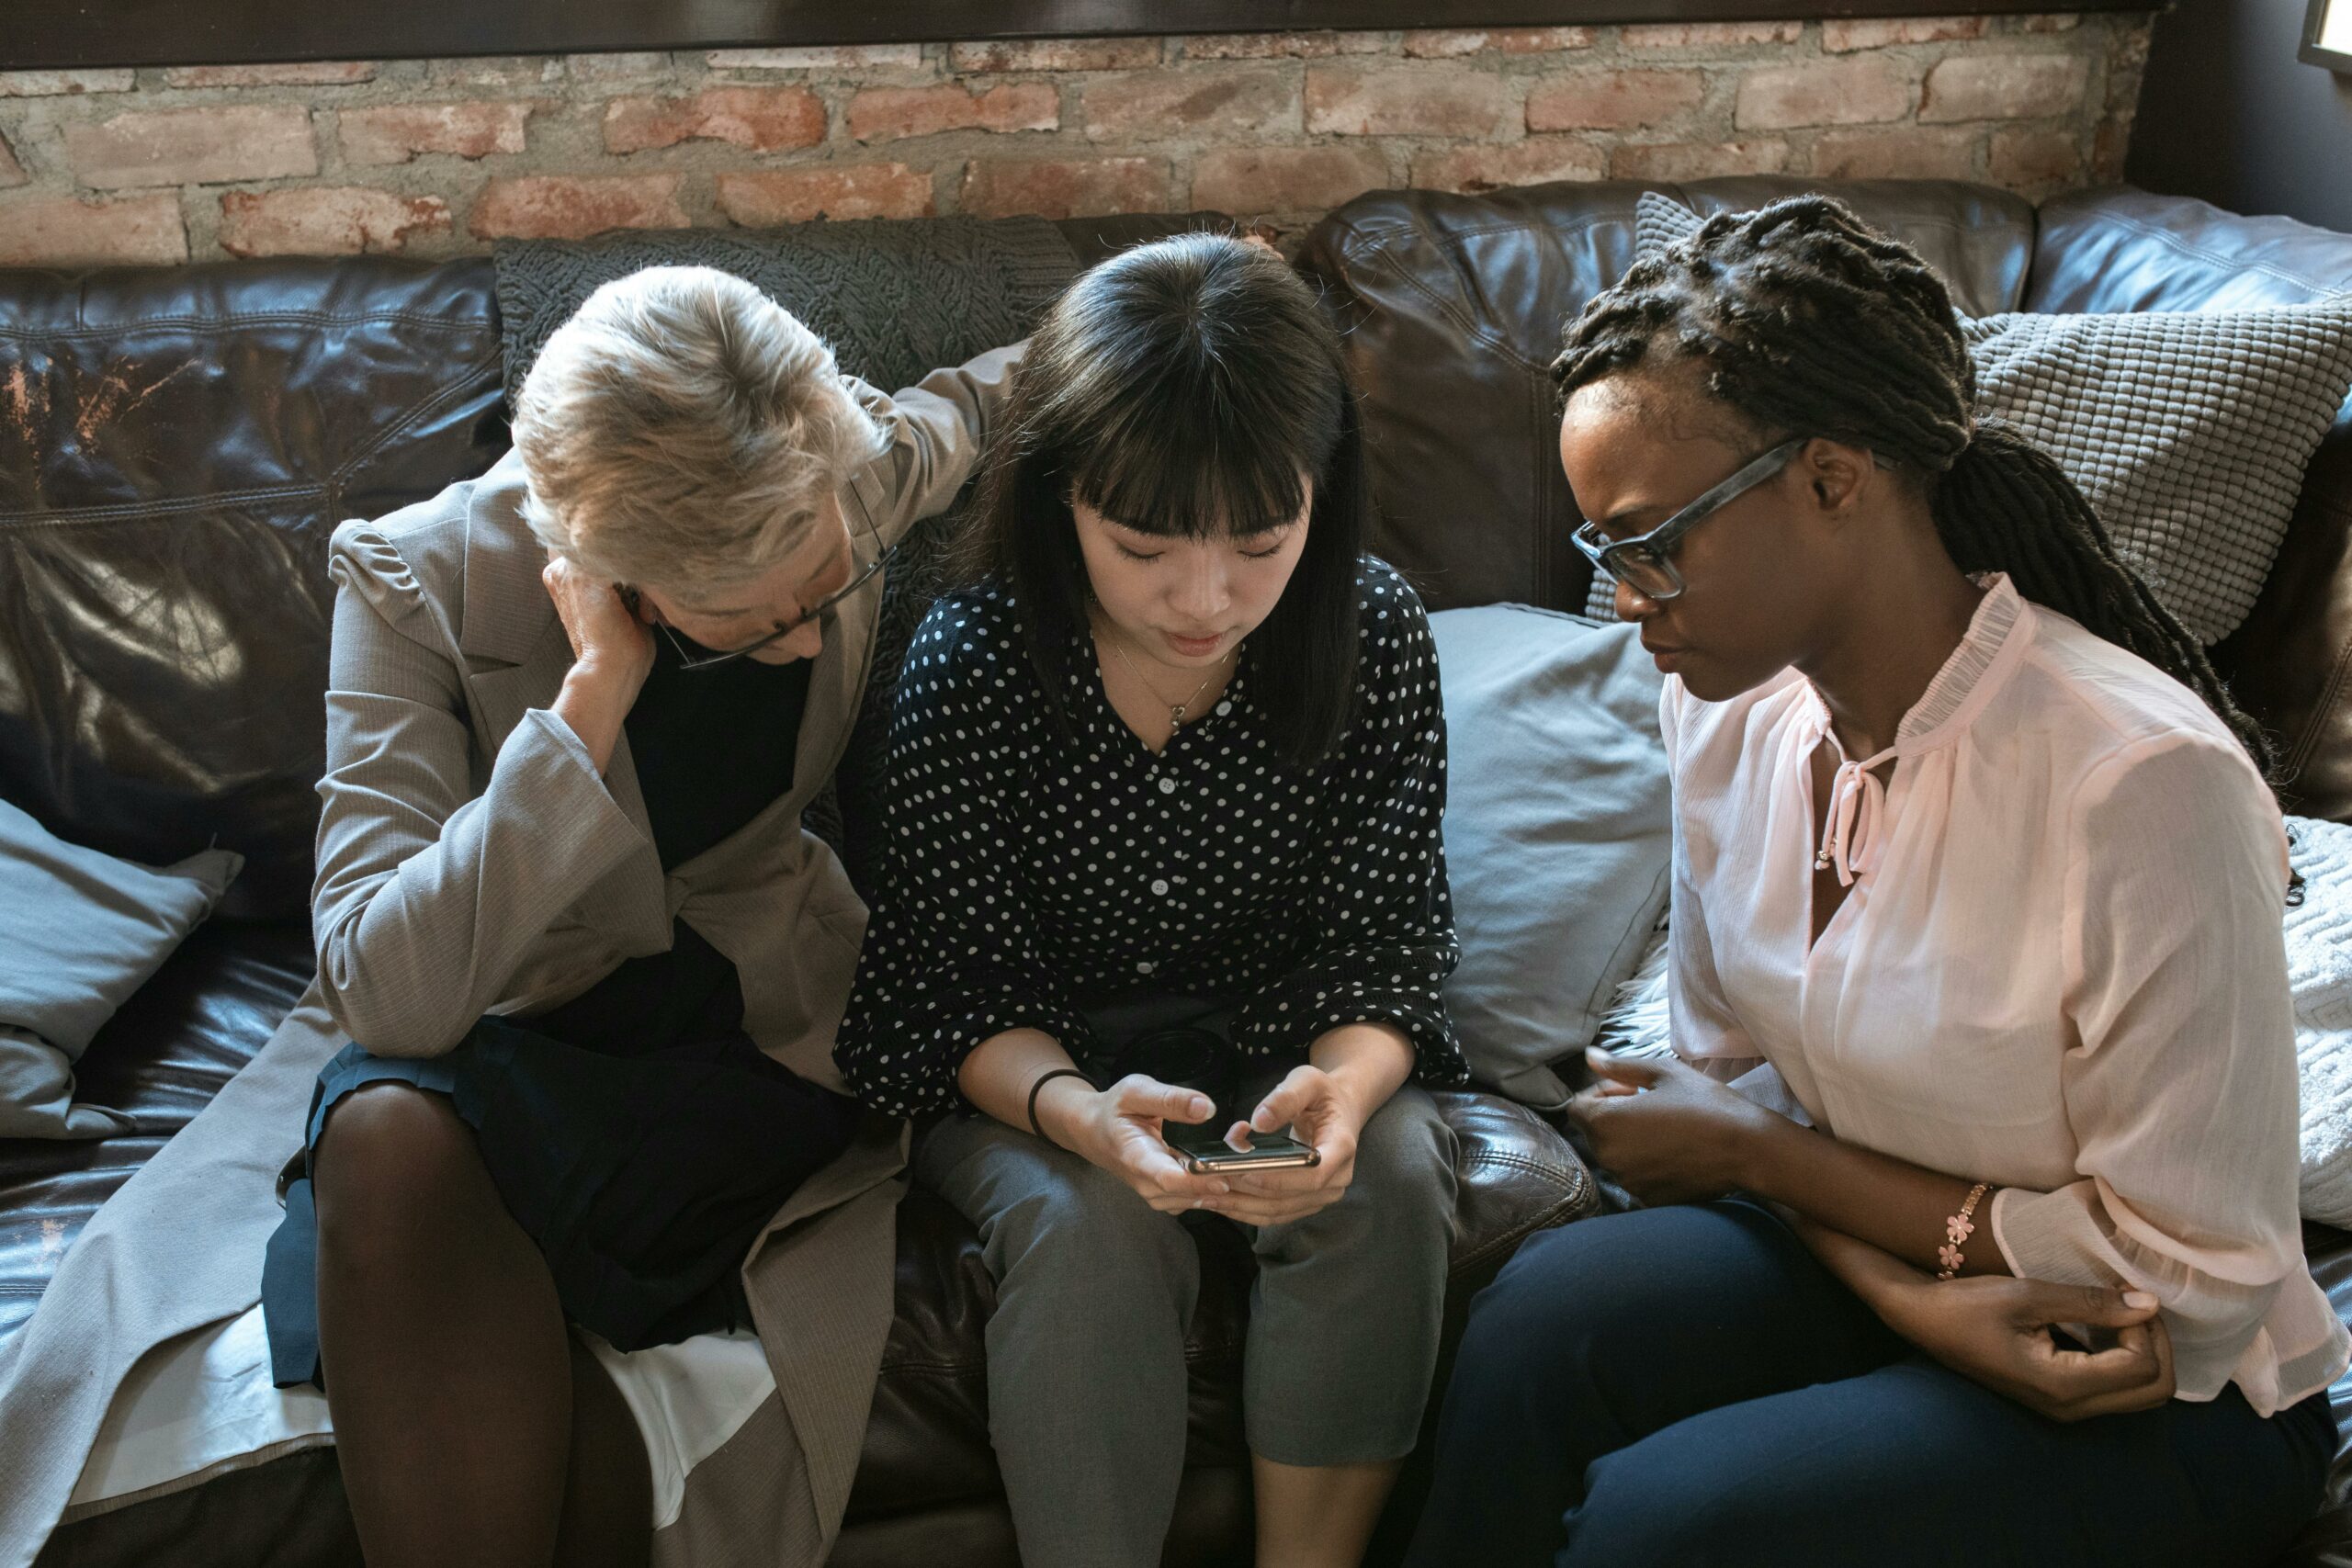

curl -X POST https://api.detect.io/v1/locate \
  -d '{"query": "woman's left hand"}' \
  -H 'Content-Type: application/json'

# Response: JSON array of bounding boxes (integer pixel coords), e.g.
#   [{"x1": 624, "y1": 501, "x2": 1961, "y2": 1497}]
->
[
  {"x1": 1203, "y1": 1065, "x2": 1364, "y2": 1227},
  {"x1": 1567, "y1": 1047, "x2": 1792, "y2": 1205}
]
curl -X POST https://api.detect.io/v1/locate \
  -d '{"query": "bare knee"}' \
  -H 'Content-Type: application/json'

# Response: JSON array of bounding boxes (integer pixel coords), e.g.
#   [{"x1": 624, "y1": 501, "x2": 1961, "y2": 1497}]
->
[{"x1": 312, "y1": 1083, "x2": 487, "y2": 1274}]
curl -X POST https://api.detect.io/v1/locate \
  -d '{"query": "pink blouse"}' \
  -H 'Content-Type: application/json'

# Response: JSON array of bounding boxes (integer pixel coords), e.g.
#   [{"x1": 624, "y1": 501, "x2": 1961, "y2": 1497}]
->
[{"x1": 1665, "y1": 573, "x2": 2350, "y2": 1414}]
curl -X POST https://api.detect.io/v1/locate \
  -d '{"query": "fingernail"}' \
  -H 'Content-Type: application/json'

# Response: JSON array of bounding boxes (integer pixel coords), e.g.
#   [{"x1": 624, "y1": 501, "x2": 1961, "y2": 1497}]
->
[
  {"x1": 1585, "y1": 1045, "x2": 1611, "y2": 1062},
  {"x1": 2123, "y1": 1291, "x2": 2157, "y2": 1309}
]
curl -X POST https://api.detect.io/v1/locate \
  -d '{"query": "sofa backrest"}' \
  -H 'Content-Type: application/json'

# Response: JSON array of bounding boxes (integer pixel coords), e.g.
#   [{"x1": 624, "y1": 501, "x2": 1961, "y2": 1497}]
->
[
  {"x1": 3, "y1": 182, "x2": 2346, "y2": 924},
  {"x1": 0, "y1": 259, "x2": 506, "y2": 917},
  {"x1": 1303, "y1": 177, "x2": 2352, "y2": 824},
  {"x1": 1296, "y1": 177, "x2": 2038, "y2": 617}
]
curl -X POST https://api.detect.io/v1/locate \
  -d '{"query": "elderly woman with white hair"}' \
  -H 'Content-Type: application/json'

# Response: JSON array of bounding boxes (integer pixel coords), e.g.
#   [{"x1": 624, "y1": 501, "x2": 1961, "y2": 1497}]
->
[{"x1": 246, "y1": 265, "x2": 1020, "y2": 1567}]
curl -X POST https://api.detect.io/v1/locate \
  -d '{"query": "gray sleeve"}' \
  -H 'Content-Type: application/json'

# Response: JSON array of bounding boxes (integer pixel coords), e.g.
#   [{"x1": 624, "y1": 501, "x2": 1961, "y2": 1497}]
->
[
  {"x1": 309, "y1": 529, "x2": 647, "y2": 1057},
  {"x1": 842, "y1": 342, "x2": 1026, "y2": 543}
]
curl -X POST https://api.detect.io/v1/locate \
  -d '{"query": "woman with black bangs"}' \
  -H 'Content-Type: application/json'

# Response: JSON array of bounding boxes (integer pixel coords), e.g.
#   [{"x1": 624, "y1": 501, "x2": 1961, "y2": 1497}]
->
[{"x1": 835, "y1": 233, "x2": 1470, "y2": 1568}]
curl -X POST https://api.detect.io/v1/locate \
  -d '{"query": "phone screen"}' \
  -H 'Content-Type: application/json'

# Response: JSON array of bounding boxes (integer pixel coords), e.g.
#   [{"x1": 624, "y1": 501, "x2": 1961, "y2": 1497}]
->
[{"x1": 1164, "y1": 1120, "x2": 1319, "y2": 1170}]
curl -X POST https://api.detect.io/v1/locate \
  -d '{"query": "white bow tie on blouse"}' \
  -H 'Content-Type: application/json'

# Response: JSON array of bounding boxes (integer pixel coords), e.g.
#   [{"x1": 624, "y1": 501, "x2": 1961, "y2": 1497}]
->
[{"x1": 1814, "y1": 743, "x2": 1899, "y2": 887}]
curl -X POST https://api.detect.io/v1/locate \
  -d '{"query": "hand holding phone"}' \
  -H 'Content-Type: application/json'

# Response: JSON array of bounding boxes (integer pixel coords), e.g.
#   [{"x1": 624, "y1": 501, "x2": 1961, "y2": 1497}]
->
[
  {"x1": 1051, "y1": 1072, "x2": 1236, "y2": 1215},
  {"x1": 1175, "y1": 1063, "x2": 1387, "y2": 1228}
]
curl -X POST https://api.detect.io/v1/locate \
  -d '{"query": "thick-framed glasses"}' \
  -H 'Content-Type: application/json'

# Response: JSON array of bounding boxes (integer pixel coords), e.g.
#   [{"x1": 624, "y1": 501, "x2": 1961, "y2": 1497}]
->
[
  {"x1": 1571, "y1": 437, "x2": 1808, "y2": 604},
  {"x1": 639, "y1": 507, "x2": 895, "y2": 672}
]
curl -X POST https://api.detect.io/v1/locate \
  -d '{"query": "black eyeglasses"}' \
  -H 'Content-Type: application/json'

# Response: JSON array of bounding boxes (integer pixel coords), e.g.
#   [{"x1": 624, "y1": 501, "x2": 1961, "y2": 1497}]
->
[
  {"x1": 1571, "y1": 437, "x2": 1807, "y2": 604},
  {"x1": 634, "y1": 508, "x2": 894, "y2": 672}
]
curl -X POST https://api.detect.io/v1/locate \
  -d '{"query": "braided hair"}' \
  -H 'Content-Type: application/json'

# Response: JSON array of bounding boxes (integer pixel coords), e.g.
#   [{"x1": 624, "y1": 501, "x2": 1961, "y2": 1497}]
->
[{"x1": 1554, "y1": 195, "x2": 2278, "y2": 779}]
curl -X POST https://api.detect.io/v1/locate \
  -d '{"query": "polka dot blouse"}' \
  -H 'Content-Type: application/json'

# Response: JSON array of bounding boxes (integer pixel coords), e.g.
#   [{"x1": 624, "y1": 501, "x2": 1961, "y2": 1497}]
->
[{"x1": 835, "y1": 557, "x2": 1468, "y2": 1119}]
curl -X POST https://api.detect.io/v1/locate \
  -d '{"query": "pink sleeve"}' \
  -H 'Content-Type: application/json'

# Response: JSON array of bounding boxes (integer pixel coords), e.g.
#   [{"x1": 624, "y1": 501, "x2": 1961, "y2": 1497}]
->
[{"x1": 1990, "y1": 738, "x2": 2306, "y2": 1400}]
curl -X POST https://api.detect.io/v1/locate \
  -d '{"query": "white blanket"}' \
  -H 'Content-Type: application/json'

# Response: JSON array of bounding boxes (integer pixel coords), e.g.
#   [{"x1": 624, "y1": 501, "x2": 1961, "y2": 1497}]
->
[{"x1": 65, "y1": 1308, "x2": 776, "y2": 1529}]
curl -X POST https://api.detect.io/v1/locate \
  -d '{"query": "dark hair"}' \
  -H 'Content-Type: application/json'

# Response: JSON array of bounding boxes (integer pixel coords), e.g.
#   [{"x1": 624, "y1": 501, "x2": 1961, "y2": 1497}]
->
[
  {"x1": 953, "y1": 232, "x2": 1366, "y2": 767},
  {"x1": 1552, "y1": 195, "x2": 2278, "y2": 779}
]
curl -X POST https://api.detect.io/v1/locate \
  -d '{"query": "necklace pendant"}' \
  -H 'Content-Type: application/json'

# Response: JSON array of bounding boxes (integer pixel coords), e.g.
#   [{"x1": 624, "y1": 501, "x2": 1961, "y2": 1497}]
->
[{"x1": 1170, "y1": 705, "x2": 1187, "y2": 725}]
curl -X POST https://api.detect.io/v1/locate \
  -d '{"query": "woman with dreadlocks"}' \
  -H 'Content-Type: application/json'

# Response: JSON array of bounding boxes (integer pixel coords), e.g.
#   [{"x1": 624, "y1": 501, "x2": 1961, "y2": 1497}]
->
[{"x1": 1405, "y1": 197, "x2": 2347, "y2": 1568}]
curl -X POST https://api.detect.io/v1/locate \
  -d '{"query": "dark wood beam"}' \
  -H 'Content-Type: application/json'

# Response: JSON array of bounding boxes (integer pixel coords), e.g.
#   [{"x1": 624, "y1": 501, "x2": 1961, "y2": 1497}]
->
[{"x1": 3, "y1": 0, "x2": 2159, "y2": 73}]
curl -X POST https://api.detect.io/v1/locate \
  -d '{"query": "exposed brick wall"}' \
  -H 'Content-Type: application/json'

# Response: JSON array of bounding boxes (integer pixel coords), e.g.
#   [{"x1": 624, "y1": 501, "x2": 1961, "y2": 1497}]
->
[{"x1": 0, "y1": 17, "x2": 2150, "y2": 266}]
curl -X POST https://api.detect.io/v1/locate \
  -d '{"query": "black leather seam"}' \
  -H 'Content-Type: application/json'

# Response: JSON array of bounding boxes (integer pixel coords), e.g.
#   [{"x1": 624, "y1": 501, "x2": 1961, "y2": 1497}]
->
[
  {"x1": 0, "y1": 341, "x2": 501, "y2": 527},
  {"x1": 0, "y1": 483, "x2": 329, "y2": 525},
  {"x1": 0, "y1": 313, "x2": 498, "y2": 342},
  {"x1": 874, "y1": 1358, "x2": 989, "y2": 1377},
  {"x1": 2070, "y1": 212, "x2": 2352, "y2": 301},
  {"x1": 1362, "y1": 242, "x2": 1561, "y2": 374},
  {"x1": 2290, "y1": 629, "x2": 2352, "y2": 778},
  {"x1": 330, "y1": 337, "x2": 505, "y2": 494},
  {"x1": 1458, "y1": 1150, "x2": 1585, "y2": 1190}
]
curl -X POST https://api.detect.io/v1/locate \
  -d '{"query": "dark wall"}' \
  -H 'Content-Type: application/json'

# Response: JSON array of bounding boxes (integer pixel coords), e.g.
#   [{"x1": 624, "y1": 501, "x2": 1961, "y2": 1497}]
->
[{"x1": 2128, "y1": 0, "x2": 2352, "y2": 233}]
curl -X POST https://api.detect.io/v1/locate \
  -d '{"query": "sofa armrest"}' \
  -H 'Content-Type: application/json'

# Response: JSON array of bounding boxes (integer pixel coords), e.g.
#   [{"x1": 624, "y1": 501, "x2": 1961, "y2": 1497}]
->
[{"x1": 1432, "y1": 1089, "x2": 1600, "y2": 1280}]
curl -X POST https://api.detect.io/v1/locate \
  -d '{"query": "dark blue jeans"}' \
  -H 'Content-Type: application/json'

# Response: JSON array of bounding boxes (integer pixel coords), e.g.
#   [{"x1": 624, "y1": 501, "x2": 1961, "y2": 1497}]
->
[{"x1": 1405, "y1": 1201, "x2": 2337, "y2": 1568}]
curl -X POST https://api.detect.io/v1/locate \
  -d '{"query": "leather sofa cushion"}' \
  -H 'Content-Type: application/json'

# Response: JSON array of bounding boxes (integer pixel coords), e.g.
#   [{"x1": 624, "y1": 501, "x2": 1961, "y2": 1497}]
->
[
  {"x1": 1298, "y1": 178, "x2": 2035, "y2": 615},
  {"x1": 0, "y1": 918, "x2": 311, "y2": 1345},
  {"x1": 0, "y1": 259, "x2": 506, "y2": 919}
]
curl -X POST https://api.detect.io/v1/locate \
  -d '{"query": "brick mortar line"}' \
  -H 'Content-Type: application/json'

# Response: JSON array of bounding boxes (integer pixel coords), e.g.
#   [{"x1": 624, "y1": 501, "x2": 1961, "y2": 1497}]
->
[{"x1": 0, "y1": 16, "x2": 2146, "y2": 265}]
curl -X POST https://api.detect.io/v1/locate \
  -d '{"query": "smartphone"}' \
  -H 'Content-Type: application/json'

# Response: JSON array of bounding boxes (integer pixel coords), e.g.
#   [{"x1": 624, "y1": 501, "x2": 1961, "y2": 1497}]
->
[{"x1": 1164, "y1": 1120, "x2": 1320, "y2": 1174}]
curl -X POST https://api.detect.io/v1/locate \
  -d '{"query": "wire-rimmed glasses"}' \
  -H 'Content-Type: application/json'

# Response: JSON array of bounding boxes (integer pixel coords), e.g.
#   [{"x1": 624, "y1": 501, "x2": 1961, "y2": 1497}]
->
[{"x1": 641, "y1": 507, "x2": 894, "y2": 671}]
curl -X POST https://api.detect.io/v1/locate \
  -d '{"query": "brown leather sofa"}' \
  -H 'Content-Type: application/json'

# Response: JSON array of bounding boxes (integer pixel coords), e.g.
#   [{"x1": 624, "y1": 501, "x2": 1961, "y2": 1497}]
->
[{"x1": 6, "y1": 177, "x2": 2352, "y2": 1566}]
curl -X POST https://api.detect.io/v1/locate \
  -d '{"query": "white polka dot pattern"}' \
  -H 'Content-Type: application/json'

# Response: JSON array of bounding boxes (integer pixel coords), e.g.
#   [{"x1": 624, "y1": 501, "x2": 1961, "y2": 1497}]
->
[{"x1": 835, "y1": 558, "x2": 1468, "y2": 1118}]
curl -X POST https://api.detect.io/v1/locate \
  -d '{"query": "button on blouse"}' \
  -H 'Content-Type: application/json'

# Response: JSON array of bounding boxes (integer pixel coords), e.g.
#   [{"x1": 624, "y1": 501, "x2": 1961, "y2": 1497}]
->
[{"x1": 836, "y1": 558, "x2": 1467, "y2": 1118}]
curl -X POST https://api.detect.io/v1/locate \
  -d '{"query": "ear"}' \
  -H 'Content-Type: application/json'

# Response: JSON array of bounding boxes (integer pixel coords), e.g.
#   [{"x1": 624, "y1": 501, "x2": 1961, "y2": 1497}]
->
[{"x1": 1796, "y1": 437, "x2": 1880, "y2": 524}]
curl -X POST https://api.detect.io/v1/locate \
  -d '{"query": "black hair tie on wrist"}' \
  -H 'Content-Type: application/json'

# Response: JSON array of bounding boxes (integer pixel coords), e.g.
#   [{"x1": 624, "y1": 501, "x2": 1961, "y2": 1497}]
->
[{"x1": 1027, "y1": 1067, "x2": 1094, "y2": 1145}]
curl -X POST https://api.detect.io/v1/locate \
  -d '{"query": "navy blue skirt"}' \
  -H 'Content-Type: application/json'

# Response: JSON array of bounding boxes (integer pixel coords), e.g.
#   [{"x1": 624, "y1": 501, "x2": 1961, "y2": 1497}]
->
[{"x1": 261, "y1": 1009, "x2": 862, "y2": 1389}]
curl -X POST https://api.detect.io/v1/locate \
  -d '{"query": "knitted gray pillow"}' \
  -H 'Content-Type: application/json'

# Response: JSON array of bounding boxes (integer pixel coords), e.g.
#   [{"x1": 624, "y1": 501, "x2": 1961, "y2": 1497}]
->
[
  {"x1": 1630, "y1": 187, "x2": 1705, "y2": 259},
  {"x1": 1589, "y1": 192, "x2": 2352, "y2": 643}
]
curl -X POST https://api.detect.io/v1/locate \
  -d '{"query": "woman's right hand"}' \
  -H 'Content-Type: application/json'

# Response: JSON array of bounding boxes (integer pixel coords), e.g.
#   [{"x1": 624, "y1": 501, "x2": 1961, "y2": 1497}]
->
[
  {"x1": 1799, "y1": 1216, "x2": 2175, "y2": 1420},
  {"x1": 544, "y1": 554, "x2": 655, "y2": 690},
  {"x1": 1889, "y1": 1273, "x2": 2177, "y2": 1421},
  {"x1": 1041, "y1": 1073, "x2": 1234, "y2": 1213},
  {"x1": 543, "y1": 553, "x2": 655, "y2": 773}
]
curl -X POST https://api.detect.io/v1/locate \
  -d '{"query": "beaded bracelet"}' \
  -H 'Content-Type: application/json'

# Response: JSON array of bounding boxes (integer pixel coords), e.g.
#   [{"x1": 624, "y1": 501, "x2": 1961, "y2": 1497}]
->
[{"x1": 1936, "y1": 1182, "x2": 1991, "y2": 1280}]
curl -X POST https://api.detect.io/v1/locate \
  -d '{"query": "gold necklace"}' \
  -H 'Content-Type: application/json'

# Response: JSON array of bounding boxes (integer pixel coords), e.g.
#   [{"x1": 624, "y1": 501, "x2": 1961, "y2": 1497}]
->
[{"x1": 1103, "y1": 629, "x2": 1235, "y2": 728}]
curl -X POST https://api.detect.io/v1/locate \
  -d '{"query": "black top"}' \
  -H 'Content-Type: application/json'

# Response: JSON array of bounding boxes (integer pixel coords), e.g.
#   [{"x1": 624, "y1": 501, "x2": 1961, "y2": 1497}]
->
[
  {"x1": 537, "y1": 629, "x2": 811, "y2": 1052},
  {"x1": 835, "y1": 557, "x2": 1467, "y2": 1120},
  {"x1": 624, "y1": 629, "x2": 812, "y2": 871}
]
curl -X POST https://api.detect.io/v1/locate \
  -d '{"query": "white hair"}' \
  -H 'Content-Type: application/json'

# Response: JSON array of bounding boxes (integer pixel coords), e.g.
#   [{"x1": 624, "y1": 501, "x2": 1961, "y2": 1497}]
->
[{"x1": 512, "y1": 265, "x2": 887, "y2": 597}]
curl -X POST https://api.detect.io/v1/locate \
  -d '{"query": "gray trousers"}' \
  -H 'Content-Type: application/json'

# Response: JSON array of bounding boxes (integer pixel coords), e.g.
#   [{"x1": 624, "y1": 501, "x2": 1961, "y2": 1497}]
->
[{"x1": 917, "y1": 1075, "x2": 1457, "y2": 1568}]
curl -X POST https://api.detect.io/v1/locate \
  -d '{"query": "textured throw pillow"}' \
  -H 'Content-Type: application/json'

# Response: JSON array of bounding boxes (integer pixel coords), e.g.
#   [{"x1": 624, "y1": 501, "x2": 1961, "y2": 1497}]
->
[
  {"x1": 0, "y1": 800, "x2": 241, "y2": 1139},
  {"x1": 1430, "y1": 606, "x2": 1672, "y2": 1109},
  {"x1": 1590, "y1": 193, "x2": 2352, "y2": 645}
]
